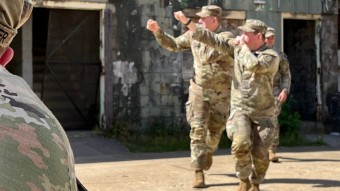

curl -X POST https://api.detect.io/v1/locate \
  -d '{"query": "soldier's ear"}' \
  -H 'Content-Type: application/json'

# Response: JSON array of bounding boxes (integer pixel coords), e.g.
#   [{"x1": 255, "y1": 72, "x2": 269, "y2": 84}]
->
[
  {"x1": 0, "y1": 47, "x2": 14, "y2": 67},
  {"x1": 213, "y1": 16, "x2": 218, "y2": 23},
  {"x1": 258, "y1": 32, "x2": 264, "y2": 40}
]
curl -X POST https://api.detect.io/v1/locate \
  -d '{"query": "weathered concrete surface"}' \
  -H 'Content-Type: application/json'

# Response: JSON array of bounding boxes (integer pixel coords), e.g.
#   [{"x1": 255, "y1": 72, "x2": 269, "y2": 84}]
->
[{"x1": 70, "y1": 132, "x2": 340, "y2": 191}]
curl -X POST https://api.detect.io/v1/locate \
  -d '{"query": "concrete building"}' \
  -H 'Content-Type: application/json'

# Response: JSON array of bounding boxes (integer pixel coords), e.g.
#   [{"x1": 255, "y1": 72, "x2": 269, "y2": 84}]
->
[{"x1": 9, "y1": 0, "x2": 340, "y2": 133}]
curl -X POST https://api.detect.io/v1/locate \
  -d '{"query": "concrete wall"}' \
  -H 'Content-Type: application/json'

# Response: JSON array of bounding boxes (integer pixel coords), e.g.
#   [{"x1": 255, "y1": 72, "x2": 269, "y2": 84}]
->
[
  {"x1": 108, "y1": 0, "x2": 338, "y2": 130},
  {"x1": 110, "y1": 0, "x2": 187, "y2": 131},
  {"x1": 321, "y1": 15, "x2": 338, "y2": 122},
  {"x1": 35, "y1": 0, "x2": 336, "y2": 130}
]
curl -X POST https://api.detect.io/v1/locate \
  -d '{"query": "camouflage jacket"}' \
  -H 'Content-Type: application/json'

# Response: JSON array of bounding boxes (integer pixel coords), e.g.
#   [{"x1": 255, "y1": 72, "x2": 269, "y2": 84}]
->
[
  {"x1": 192, "y1": 26, "x2": 279, "y2": 117},
  {"x1": 272, "y1": 51, "x2": 291, "y2": 97},
  {"x1": 0, "y1": 67, "x2": 78, "y2": 190},
  {"x1": 153, "y1": 26, "x2": 234, "y2": 97}
]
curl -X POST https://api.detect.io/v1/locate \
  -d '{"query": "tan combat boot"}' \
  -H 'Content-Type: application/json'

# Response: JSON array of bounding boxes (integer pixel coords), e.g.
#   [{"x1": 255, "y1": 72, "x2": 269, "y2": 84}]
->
[
  {"x1": 237, "y1": 179, "x2": 251, "y2": 191},
  {"x1": 192, "y1": 169, "x2": 205, "y2": 188},
  {"x1": 269, "y1": 150, "x2": 280, "y2": 162},
  {"x1": 204, "y1": 152, "x2": 213, "y2": 170},
  {"x1": 250, "y1": 183, "x2": 260, "y2": 191}
]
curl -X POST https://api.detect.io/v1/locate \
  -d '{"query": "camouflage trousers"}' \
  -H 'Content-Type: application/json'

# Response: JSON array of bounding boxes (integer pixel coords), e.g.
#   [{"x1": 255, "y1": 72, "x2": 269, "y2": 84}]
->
[
  {"x1": 268, "y1": 98, "x2": 282, "y2": 153},
  {"x1": 226, "y1": 111, "x2": 275, "y2": 184},
  {"x1": 186, "y1": 80, "x2": 230, "y2": 170}
]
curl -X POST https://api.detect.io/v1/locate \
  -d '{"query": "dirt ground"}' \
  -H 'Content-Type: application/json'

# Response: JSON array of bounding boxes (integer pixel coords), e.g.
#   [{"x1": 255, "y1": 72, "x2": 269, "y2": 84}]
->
[{"x1": 71, "y1": 133, "x2": 340, "y2": 191}]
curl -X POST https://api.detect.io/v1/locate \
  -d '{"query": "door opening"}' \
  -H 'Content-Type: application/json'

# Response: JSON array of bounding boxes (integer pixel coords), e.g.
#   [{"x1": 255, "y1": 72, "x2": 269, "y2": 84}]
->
[
  {"x1": 33, "y1": 8, "x2": 101, "y2": 130},
  {"x1": 284, "y1": 19, "x2": 317, "y2": 121}
]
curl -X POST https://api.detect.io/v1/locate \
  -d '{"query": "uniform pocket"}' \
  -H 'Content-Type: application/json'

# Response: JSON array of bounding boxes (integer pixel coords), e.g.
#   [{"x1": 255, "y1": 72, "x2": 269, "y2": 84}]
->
[
  {"x1": 185, "y1": 101, "x2": 193, "y2": 124},
  {"x1": 226, "y1": 110, "x2": 237, "y2": 140}
]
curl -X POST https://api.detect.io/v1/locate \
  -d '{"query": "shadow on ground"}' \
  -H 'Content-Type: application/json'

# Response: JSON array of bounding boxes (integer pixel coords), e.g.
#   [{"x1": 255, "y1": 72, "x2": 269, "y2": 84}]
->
[
  {"x1": 202, "y1": 173, "x2": 340, "y2": 189},
  {"x1": 68, "y1": 131, "x2": 340, "y2": 164}
]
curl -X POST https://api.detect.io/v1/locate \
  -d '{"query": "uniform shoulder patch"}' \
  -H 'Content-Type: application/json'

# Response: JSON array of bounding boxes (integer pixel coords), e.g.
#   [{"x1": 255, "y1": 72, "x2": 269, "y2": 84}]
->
[
  {"x1": 219, "y1": 31, "x2": 234, "y2": 38},
  {"x1": 263, "y1": 49, "x2": 278, "y2": 57},
  {"x1": 279, "y1": 51, "x2": 288, "y2": 61},
  {"x1": 263, "y1": 54, "x2": 273, "y2": 62}
]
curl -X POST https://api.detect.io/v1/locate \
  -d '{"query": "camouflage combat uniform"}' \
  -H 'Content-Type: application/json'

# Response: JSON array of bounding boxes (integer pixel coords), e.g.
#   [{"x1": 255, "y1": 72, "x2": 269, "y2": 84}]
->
[
  {"x1": 0, "y1": 0, "x2": 78, "y2": 190},
  {"x1": 153, "y1": 26, "x2": 234, "y2": 170},
  {"x1": 269, "y1": 51, "x2": 291, "y2": 154},
  {"x1": 191, "y1": 20, "x2": 279, "y2": 185}
]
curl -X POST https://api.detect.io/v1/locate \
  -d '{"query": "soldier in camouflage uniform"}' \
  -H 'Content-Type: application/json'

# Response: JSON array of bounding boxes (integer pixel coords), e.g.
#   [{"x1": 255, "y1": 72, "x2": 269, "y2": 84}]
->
[
  {"x1": 265, "y1": 27, "x2": 291, "y2": 163},
  {"x1": 176, "y1": 16, "x2": 280, "y2": 190},
  {"x1": 146, "y1": 5, "x2": 234, "y2": 188},
  {"x1": 0, "y1": 0, "x2": 82, "y2": 190}
]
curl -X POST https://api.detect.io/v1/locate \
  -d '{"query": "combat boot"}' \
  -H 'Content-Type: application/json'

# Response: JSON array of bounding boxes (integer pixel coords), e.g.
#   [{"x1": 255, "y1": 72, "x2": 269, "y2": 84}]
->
[
  {"x1": 250, "y1": 183, "x2": 260, "y2": 191},
  {"x1": 269, "y1": 150, "x2": 279, "y2": 162},
  {"x1": 237, "y1": 179, "x2": 251, "y2": 191},
  {"x1": 192, "y1": 169, "x2": 205, "y2": 188},
  {"x1": 204, "y1": 152, "x2": 213, "y2": 170}
]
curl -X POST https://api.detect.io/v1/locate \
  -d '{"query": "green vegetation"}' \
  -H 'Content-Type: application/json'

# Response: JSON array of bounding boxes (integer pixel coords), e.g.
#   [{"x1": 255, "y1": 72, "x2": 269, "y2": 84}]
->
[
  {"x1": 278, "y1": 96, "x2": 324, "y2": 146},
  {"x1": 105, "y1": 120, "x2": 189, "y2": 152},
  {"x1": 125, "y1": 122, "x2": 190, "y2": 152},
  {"x1": 105, "y1": 96, "x2": 323, "y2": 152},
  {"x1": 105, "y1": 119, "x2": 231, "y2": 152},
  {"x1": 278, "y1": 96, "x2": 302, "y2": 146}
]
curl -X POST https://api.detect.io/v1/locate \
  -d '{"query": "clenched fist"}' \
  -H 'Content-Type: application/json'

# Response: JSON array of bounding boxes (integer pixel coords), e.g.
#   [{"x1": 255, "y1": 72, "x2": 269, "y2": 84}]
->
[
  {"x1": 146, "y1": 19, "x2": 161, "y2": 33},
  {"x1": 233, "y1": 35, "x2": 246, "y2": 46},
  {"x1": 173, "y1": 11, "x2": 188, "y2": 24}
]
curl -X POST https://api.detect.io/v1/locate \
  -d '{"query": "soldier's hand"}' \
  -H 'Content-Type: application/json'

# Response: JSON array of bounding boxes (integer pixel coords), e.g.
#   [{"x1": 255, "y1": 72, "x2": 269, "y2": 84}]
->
[
  {"x1": 233, "y1": 35, "x2": 246, "y2": 46},
  {"x1": 174, "y1": 11, "x2": 188, "y2": 25},
  {"x1": 146, "y1": 19, "x2": 161, "y2": 32},
  {"x1": 278, "y1": 90, "x2": 288, "y2": 103}
]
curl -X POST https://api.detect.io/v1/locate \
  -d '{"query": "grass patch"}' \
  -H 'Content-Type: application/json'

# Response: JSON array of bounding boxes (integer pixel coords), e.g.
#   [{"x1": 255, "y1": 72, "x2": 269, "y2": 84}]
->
[
  {"x1": 280, "y1": 133, "x2": 325, "y2": 147},
  {"x1": 123, "y1": 131, "x2": 231, "y2": 152},
  {"x1": 105, "y1": 96, "x2": 325, "y2": 152},
  {"x1": 124, "y1": 135, "x2": 190, "y2": 152},
  {"x1": 104, "y1": 119, "x2": 232, "y2": 152}
]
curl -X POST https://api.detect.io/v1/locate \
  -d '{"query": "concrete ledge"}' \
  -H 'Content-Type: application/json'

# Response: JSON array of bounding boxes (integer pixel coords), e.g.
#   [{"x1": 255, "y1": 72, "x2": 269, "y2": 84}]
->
[{"x1": 304, "y1": 133, "x2": 340, "y2": 147}]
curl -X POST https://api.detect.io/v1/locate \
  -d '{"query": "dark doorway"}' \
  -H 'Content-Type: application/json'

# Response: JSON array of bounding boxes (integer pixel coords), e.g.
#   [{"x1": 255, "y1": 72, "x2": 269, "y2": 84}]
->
[
  {"x1": 33, "y1": 8, "x2": 101, "y2": 130},
  {"x1": 284, "y1": 19, "x2": 317, "y2": 121}
]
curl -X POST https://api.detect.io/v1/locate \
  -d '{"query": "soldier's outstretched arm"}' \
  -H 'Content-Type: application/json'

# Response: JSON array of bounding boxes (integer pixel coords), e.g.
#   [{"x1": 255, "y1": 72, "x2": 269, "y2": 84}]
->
[
  {"x1": 174, "y1": 11, "x2": 235, "y2": 55},
  {"x1": 278, "y1": 54, "x2": 291, "y2": 102},
  {"x1": 147, "y1": 17, "x2": 191, "y2": 52}
]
